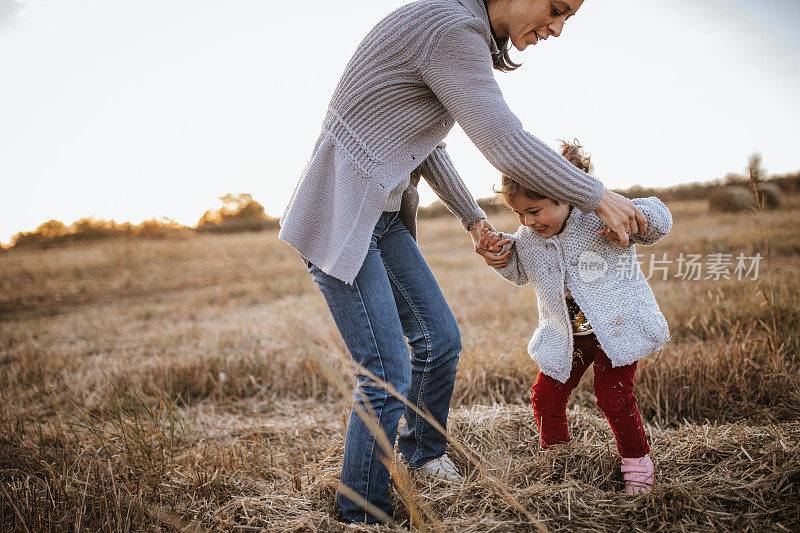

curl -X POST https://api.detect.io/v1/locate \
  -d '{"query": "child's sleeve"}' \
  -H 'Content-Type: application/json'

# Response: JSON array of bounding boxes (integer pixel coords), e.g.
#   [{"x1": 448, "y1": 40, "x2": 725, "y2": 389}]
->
[
  {"x1": 492, "y1": 230, "x2": 529, "y2": 286},
  {"x1": 629, "y1": 197, "x2": 673, "y2": 246}
]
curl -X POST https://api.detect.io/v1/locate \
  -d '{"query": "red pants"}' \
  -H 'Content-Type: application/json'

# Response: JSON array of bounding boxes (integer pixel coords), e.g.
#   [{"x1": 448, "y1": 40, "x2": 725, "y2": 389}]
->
[{"x1": 531, "y1": 333, "x2": 650, "y2": 458}]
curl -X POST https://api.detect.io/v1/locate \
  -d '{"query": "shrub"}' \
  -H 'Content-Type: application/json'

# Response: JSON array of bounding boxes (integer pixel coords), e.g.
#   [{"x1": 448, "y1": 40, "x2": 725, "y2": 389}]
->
[
  {"x1": 754, "y1": 183, "x2": 782, "y2": 209},
  {"x1": 476, "y1": 195, "x2": 505, "y2": 214},
  {"x1": 417, "y1": 200, "x2": 450, "y2": 220},
  {"x1": 8, "y1": 217, "x2": 192, "y2": 250}
]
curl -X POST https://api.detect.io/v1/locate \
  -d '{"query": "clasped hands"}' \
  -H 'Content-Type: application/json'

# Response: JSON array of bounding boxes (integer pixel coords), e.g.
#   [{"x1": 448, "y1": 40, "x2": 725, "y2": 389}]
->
[{"x1": 469, "y1": 219, "x2": 512, "y2": 268}]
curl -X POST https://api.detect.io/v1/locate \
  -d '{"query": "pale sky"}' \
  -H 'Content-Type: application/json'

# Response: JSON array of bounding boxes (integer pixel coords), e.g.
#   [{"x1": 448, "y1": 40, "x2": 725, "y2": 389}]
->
[{"x1": 1, "y1": 0, "x2": 799, "y2": 246}]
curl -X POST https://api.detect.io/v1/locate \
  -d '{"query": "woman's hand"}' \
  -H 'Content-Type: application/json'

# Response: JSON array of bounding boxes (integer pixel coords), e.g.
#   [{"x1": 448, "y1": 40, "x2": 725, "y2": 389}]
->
[
  {"x1": 469, "y1": 219, "x2": 511, "y2": 266},
  {"x1": 478, "y1": 229, "x2": 512, "y2": 267},
  {"x1": 597, "y1": 226, "x2": 623, "y2": 244},
  {"x1": 469, "y1": 218, "x2": 492, "y2": 249},
  {"x1": 594, "y1": 189, "x2": 648, "y2": 247}
]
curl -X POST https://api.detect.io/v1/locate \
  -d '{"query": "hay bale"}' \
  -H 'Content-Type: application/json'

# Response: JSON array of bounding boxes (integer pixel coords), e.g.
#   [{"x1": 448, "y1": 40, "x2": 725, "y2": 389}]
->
[
  {"x1": 707, "y1": 187, "x2": 756, "y2": 213},
  {"x1": 708, "y1": 184, "x2": 782, "y2": 213}
]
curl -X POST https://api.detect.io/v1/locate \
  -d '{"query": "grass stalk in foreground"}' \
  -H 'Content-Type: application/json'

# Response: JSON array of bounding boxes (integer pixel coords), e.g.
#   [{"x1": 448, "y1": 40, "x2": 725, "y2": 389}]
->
[
  {"x1": 289, "y1": 313, "x2": 547, "y2": 531},
  {"x1": 354, "y1": 364, "x2": 547, "y2": 533},
  {"x1": 748, "y1": 172, "x2": 781, "y2": 358},
  {"x1": 291, "y1": 320, "x2": 422, "y2": 530}
]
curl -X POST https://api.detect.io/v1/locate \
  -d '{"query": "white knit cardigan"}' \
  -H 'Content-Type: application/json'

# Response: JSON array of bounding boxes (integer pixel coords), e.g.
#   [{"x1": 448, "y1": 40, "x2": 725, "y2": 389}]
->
[
  {"x1": 279, "y1": 0, "x2": 606, "y2": 284},
  {"x1": 494, "y1": 197, "x2": 673, "y2": 383}
]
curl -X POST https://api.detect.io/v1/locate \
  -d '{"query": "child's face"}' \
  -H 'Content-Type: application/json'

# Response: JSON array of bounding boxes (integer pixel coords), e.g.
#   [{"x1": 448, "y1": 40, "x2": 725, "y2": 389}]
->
[{"x1": 508, "y1": 194, "x2": 572, "y2": 238}]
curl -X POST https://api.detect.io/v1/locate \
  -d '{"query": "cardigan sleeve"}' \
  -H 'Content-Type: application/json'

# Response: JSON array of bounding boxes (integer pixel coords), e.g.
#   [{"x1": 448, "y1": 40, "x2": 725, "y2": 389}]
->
[
  {"x1": 491, "y1": 231, "x2": 529, "y2": 286},
  {"x1": 628, "y1": 197, "x2": 673, "y2": 246},
  {"x1": 420, "y1": 18, "x2": 605, "y2": 214},
  {"x1": 419, "y1": 142, "x2": 486, "y2": 230}
]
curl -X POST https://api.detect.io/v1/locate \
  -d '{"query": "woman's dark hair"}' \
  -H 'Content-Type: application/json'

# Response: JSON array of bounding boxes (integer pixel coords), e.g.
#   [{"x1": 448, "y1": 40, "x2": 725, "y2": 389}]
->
[{"x1": 484, "y1": 0, "x2": 521, "y2": 72}]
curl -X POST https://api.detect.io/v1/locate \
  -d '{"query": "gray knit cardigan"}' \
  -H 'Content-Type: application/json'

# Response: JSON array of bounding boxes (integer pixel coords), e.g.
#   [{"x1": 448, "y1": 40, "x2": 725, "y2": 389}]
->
[
  {"x1": 493, "y1": 197, "x2": 673, "y2": 383},
  {"x1": 280, "y1": 0, "x2": 606, "y2": 284}
]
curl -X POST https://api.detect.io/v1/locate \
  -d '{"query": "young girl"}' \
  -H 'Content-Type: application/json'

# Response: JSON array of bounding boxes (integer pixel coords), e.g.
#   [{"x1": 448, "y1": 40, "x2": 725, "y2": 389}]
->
[{"x1": 479, "y1": 141, "x2": 672, "y2": 494}]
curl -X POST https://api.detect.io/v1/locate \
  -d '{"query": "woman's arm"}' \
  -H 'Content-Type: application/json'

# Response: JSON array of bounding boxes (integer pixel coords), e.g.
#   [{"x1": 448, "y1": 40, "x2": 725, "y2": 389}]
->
[
  {"x1": 418, "y1": 142, "x2": 486, "y2": 231},
  {"x1": 418, "y1": 144, "x2": 512, "y2": 258},
  {"x1": 420, "y1": 18, "x2": 647, "y2": 245}
]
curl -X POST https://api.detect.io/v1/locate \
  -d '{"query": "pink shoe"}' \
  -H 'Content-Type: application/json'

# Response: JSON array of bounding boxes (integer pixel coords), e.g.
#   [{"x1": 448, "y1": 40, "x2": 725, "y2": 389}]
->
[{"x1": 621, "y1": 454, "x2": 654, "y2": 494}]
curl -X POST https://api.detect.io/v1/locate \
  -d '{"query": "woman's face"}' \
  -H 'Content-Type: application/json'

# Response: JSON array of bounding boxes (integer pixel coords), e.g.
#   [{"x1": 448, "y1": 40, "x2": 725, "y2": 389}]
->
[{"x1": 496, "y1": 0, "x2": 585, "y2": 51}]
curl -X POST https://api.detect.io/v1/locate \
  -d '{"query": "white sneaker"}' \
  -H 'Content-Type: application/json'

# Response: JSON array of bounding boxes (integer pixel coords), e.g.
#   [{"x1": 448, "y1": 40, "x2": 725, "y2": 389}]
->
[{"x1": 418, "y1": 454, "x2": 464, "y2": 483}]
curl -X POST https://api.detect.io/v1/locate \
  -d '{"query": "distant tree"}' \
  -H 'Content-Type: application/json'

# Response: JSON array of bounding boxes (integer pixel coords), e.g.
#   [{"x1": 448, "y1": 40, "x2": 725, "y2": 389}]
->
[
  {"x1": 10, "y1": 230, "x2": 45, "y2": 249},
  {"x1": 69, "y1": 217, "x2": 119, "y2": 241},
  {"x1": 724, "y1": 172, "x2": 743, "y2": 184},
  {"x1": 748, "y1": 152, "x2": 765, "y2": 184},
  {"x1": 196, "y1": 193, "x2": 278, "y2": 233},
  {"x1": 36, "y1": 219, "x2": 69, "y2": 239}
]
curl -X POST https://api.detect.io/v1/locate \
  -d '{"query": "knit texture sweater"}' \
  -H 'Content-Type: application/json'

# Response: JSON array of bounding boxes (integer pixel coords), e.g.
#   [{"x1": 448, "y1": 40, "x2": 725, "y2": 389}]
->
[
  {"x1": 494, "y1": 197, "x2": 673, "y2": 383},
  {"x1": 280, "y1": 0, "x2": 606, "y2": 284}
]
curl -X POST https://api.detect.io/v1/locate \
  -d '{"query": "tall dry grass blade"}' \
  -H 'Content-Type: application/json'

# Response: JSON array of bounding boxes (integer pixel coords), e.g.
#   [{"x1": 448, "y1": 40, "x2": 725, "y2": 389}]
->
[
  {"x1": 354, "y1": 364, "x2": 548, "y2": 532},
  {"x1": 0, "y1": 483, "x2": 31, "y2": 533},
  {"x1": 74, "y1": 459, "x2": 92, "y2": 533},
  {"x1": 335, "y1": 482, "x2": 399, "y2": 528},
  {"x1": 301, "y1": 333, "x2": 426, "y2": 530},
  {"x1": 284, "y1": 301, "x2": 545, "y2": 529},
  {"x1": 120, "y1": 494, "x2": 211, "y2": 533},
  {"x1": 748, "y1": 170, "x2": 779, "y2": 356}
]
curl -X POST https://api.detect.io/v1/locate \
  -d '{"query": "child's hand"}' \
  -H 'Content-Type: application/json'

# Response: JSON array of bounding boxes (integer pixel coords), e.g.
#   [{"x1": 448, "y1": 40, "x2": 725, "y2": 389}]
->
[
  {"x1": 480, "y1": 229, "x2": 508, "y2": 252},
  {"x1": 477, "y1": 229, "x2": 512, "y2": 268}
]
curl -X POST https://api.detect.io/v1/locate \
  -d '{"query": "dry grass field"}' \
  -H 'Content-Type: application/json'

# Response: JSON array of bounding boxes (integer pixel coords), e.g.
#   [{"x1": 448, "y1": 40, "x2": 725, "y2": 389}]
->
[{"x1": 1, "y1": 196, "x2": 799, "y2": 531}]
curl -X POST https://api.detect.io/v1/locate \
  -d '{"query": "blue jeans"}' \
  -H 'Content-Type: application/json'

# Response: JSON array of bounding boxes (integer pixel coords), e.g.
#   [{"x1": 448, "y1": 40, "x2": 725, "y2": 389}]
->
[{"x1": 304, "y1": 211, "x2": 462, "y2": 524}]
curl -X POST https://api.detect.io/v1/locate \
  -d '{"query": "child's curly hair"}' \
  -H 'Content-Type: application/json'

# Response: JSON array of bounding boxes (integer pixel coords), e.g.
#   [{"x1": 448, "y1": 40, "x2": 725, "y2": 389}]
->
[
  {"x1": 559, "y1": 138, "x2": 591, "y2": 173},
  {"x1": 495, "y1": 139, "x2": 592, "y2": 204}
]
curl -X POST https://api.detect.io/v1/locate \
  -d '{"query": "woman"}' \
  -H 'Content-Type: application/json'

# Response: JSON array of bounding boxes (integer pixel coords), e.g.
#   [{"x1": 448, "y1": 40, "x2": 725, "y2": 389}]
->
[{"x1": 279, "y1": 0, "x2": 647, "y2": 524}]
